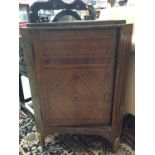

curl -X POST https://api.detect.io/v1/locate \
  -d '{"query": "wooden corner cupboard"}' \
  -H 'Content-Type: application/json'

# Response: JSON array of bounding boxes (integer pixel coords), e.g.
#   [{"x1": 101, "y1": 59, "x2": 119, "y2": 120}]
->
[{"x1": 21, "y1": 20, "x2": 133, "y2": 152}]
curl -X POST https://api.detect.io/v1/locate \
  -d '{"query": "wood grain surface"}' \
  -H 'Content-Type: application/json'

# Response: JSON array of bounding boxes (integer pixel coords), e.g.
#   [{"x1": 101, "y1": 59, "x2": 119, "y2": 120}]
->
[{"x1": 21, "y1": 21, "x2": 133, "y2": 152}]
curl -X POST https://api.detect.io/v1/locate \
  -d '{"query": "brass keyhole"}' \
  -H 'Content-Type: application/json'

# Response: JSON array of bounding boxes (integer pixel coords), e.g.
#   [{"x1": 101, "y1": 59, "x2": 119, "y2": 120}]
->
[
  {"x1": 106, "y1": 94, "x2": 112, "y2": 101},
  {"x1": 105, "y1": 94, "x2": 112, "y2": 104}
]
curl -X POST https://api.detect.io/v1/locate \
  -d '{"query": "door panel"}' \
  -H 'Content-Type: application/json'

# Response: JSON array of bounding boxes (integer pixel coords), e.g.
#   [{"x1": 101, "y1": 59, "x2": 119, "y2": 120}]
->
[
  {"x1": 36, "y1": 29, "x2": 117, "y2": 126},
  {"x1": 44, "y1": 67, "x2": 113, "y2": 126}
]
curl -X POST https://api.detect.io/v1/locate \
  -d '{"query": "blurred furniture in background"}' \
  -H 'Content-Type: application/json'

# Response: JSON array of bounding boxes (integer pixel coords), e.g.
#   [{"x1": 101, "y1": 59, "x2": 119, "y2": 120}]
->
[
  {"x1": 29, "y1": 0, "x2": 96, "y2": 23},
  {"x1": 19, "y1": 2, "x2": 32, "y2": 110},
  {"x1": 19, "y1": 36, "x2": 32, "y2": 106},
  {"x1": 19, "y1": 2, "x2": 29, "y2": 24}
]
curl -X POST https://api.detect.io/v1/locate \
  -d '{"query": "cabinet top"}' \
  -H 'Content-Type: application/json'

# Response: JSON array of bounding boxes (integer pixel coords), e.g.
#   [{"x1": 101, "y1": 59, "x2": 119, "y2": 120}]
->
[{"x1": 22, "y1": 20, "x2": 127, "y2": 30}]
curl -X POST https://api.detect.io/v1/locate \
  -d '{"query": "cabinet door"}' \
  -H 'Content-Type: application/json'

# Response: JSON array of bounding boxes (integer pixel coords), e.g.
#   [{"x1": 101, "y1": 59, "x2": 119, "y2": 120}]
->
[{"x1": 33, "y1": 28, "x2": 118, "y2": 127}]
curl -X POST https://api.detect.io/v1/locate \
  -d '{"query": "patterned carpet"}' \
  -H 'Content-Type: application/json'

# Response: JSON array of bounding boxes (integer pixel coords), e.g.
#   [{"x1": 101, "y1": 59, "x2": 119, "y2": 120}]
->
[{"x1": 19, "y1": 110, "x2": 135, "y2": 155}]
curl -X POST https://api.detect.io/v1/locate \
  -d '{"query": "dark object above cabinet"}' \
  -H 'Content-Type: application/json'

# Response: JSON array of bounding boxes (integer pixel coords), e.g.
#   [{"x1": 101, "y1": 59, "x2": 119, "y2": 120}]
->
[{"x1": 21, "y1": 20, "x2": 133, "y2": 152}]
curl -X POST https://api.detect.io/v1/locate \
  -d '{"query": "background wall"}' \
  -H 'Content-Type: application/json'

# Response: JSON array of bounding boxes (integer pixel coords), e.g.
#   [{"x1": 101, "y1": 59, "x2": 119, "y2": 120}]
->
[{"x1": 98, "y1": 5, "x2": 135, "y2": 115}]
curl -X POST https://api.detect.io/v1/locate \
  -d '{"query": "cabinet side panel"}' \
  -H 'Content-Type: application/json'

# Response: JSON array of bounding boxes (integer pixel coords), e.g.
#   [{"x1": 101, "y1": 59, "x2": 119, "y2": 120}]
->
[
  {"x1": 112, "y1": 24, "x2": 133, "y2": 138},
  {"x1": 21, "y1": 29, "x2": 44, "y2": 134}
]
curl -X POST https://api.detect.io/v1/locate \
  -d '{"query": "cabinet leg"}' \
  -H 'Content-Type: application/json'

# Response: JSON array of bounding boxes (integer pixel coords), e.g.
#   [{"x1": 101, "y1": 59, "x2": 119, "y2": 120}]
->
[
  {"x1": 112, "y1": 137, "x2": 120, "y2": 153},
  {"x1": 38, "y1": 134, "x2": 45, "y2": 149}
]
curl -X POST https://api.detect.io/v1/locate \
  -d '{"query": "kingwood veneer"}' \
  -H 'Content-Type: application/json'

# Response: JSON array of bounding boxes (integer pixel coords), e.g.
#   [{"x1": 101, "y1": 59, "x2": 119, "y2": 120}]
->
[{"x1": 21, "y1": 20, "x2": 133, "y2": 152}]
